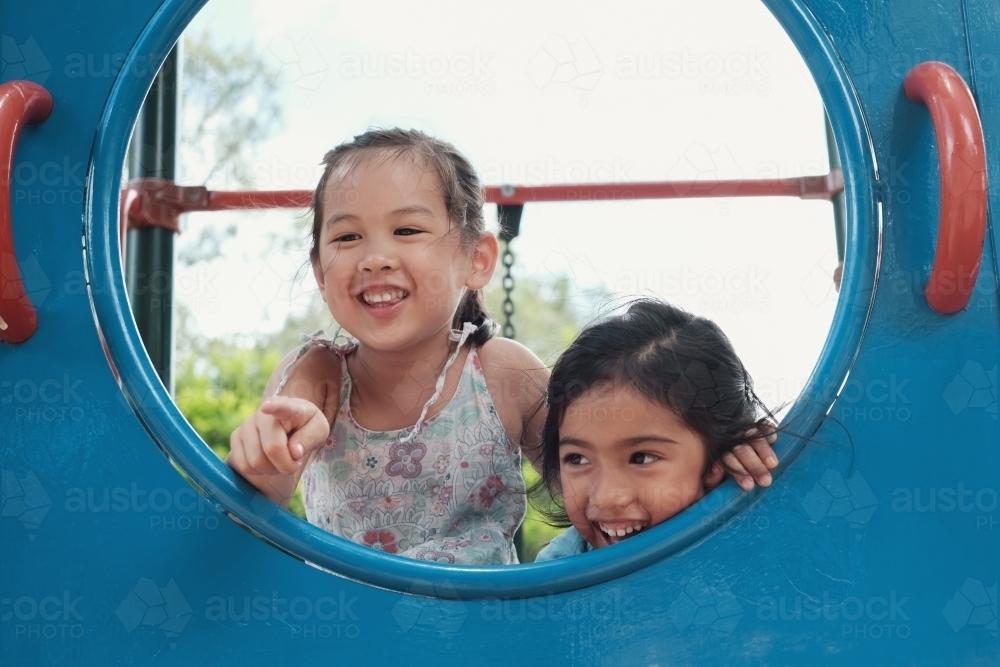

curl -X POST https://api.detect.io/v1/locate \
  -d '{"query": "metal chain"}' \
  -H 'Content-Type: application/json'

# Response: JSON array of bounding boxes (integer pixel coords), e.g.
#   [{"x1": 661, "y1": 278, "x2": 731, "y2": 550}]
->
[{"x1": 501, "y1": 239, "x2": 516, "y2": 339}]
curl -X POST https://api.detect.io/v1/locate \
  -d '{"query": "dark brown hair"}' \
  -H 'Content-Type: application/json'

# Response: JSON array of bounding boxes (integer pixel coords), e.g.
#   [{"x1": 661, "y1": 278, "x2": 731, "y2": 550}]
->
[
  {"x1": 310, "y1": 128, "x2": 497, "y2": 345},
  {"x1": 536, "y1": 298, "x2": 776, "y2": 527}
]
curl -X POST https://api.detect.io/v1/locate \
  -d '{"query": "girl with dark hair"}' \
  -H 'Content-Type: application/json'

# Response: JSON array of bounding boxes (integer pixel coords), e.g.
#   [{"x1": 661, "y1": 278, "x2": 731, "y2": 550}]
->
[
  {"x1": 535, "y1": 298, "x2": 777, "y2": 560},
  {"x1": 228, "y1": 129, "x2": 776, "y2": 564},
  {"x1": 228, "y1": 128, "x2": 546, "y2": 564}
]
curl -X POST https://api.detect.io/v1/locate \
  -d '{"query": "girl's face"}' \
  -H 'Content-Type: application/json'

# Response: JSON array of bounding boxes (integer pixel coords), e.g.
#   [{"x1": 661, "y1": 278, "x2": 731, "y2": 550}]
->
[
  {"x1": 313, "y1": 153, "x2": 495, "y2": 352},
  {"x1": 558, "y1": 385, "x2": 724, "y2": 549}
]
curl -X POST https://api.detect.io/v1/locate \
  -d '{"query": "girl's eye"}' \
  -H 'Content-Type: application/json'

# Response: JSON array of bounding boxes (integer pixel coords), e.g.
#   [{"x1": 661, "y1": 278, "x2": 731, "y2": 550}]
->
[
  {"x1": 630, "y1": 452, "x2": 659, "y2": 465},
  {"x1": 395, "y1": 227, "x2": 422, "y2": 236},
  {"x1": 562, "y1": 453, "x2": 589, "y2": 466},
  {"x1": 333, "y1": 233, "x2": 360, "y2": 243}
]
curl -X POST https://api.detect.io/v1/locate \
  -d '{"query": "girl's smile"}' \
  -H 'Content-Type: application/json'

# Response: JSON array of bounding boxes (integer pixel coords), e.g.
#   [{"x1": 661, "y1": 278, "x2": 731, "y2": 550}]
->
[
  {"x1": 356, "y1": 283, "x2": 410, "y2": 318},
  {"x1": 558, "y1": 385, "x2": 725, "y2": 550}
]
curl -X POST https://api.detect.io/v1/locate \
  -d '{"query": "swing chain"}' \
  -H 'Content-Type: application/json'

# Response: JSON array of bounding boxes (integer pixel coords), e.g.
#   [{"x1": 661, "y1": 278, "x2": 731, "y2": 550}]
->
[
  {"x1": 501, "y1": 240, "x2": 516, "y2": 339},
  {"x1": 496, "y1": 203, "x2": 522, "y2": 341}
]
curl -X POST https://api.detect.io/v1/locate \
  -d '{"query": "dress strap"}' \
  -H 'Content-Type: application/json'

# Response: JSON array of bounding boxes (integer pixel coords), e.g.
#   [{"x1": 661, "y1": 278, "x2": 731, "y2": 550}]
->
[{"x1": 398, "y1": 322, "x2": 478, "y2": 444}]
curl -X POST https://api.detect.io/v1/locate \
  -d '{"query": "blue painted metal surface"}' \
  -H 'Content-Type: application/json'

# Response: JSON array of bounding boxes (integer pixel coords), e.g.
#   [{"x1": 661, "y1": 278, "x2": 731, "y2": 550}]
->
[{"x1": 2, "y1": 0, "x2": 997, "y2": 663}]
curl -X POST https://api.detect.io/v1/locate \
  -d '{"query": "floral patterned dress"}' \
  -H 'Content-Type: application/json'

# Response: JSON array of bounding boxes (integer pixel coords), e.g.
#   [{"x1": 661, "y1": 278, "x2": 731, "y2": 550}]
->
[{"x1": 297, "y1": 336, "x2": 526, "y2": 564}]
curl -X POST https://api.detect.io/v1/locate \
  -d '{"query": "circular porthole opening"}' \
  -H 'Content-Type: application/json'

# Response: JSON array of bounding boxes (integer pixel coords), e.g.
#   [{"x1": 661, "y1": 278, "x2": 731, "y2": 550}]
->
[{"x1": 89, "y1": 0, "x2": 877, "y2": 596}]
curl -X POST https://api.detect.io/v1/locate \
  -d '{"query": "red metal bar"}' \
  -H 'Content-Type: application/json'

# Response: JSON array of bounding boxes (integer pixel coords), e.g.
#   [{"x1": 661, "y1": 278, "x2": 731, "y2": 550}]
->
[
  {"x1": 484, "y1": 172, "x2": 843, "y2": 204},
  {"x1": 207, "y1": 189, "x2": 313, "y2": 211},
  {"x1": 121, "y1": 170, "x2": 844, "y2": 233},
  {"x1": 0, "y1": 81, "x2": 53, "y2": 344},
  {"x1": 904, "y1": 62, "x2": 988, "y2": 315}
]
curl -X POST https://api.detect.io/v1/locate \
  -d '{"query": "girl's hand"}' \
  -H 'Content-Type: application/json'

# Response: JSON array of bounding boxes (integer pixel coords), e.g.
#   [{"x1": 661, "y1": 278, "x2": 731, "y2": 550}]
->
[
  {"x1": 722, "y1": 427, "x2": 778, "y2": 491},
  {"x1": 227, "y1": 397, "x2": 331, "y2": 504}
]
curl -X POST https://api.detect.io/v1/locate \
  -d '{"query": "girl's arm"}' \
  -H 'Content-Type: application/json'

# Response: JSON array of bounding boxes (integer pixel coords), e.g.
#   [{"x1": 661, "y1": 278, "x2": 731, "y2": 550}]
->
[{"x1": 226, "y1": 345, "x2": 341, "y2": 506}]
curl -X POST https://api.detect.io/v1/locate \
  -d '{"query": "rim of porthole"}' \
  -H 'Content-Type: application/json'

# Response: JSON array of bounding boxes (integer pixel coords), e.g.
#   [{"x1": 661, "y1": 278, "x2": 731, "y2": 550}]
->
[{"x1": 85, "y1": 0, "x2": 880, "y2": 599}]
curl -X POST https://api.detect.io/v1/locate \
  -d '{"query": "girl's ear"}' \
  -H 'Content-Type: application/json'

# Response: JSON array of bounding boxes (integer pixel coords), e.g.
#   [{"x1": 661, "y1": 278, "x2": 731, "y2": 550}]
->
[
  {"x1": 703, "y1": 460, "x2": 726, "y2": 490},
  {"x1": 312, "y1": 259, "x2": 327, "y2": 297},
  {"x1": 465, "y1": 232, "x2": 499, "y2": 291}
]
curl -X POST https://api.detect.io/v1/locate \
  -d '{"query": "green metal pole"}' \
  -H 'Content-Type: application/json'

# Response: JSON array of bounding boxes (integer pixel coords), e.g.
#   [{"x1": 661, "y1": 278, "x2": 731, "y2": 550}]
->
[{"x1": 125, "y1": 46, "x2": 179, "y2": 392}]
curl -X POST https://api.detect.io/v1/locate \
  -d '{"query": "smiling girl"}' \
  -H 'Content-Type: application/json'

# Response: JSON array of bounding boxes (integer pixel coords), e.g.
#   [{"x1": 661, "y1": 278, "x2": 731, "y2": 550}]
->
[
  {"x1": 228, "y1": 129, "x2": 545, "y2": 563},
  {"x1": 534, "y1": 298, "x2": 776, "y2": 559},
  {"x1": 227, "y1": 129, "x2": 776, "y2": 564}
]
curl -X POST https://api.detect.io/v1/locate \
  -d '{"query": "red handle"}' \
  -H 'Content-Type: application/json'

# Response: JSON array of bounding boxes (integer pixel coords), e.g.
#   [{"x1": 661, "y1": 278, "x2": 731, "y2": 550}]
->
[
  {"x1": 903, "y1": 62, "x2": 988, "y2": 314},
  {"x1": 0, "y1": 81, "x2": 53, "y2": 343}
]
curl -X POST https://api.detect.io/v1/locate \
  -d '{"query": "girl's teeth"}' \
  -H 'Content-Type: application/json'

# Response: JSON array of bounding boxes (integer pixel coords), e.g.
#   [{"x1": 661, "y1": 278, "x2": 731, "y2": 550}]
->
[
  {"x1": 598, "y1": 522, "x2": 645, "y2": 539},
  {"x1": 364, "y1": 290, "x2": 404, "y2": 304}
]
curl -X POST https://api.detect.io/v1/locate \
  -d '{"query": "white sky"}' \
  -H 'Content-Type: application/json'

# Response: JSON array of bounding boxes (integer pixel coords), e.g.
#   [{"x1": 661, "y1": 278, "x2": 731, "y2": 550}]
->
[{"x1": 173, "y1": 0, "x2": 841, "y2": 408}]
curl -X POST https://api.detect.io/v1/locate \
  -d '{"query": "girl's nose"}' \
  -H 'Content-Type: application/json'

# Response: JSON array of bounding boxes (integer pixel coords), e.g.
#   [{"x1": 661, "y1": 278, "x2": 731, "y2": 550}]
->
[
  {"x1": 591, "y1": 470, "x2": 635, "y2": 509},
  {"x1": 357, "y1": 242, "x2": 399, "y2": 273}
]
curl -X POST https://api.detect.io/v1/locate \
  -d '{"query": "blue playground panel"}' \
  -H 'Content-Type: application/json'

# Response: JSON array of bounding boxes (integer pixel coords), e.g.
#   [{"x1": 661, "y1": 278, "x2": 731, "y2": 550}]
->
[{"x1": 1, "y1": 0, "x2": 998, "y2": 664}]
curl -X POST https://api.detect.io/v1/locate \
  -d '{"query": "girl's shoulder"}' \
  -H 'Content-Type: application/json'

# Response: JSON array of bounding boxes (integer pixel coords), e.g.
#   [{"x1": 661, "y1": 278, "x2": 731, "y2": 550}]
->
[
  {"x1": 476, "y1": 337, "x2": 549, "y2": 392},
  {"x1": 476, "y1": 338, "x2": 548, "y2": 455}
]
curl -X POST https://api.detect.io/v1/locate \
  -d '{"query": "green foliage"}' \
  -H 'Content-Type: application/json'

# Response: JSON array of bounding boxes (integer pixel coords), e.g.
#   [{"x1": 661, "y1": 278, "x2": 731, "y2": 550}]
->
[
  {"x1": 519, "y1": 462, "x2": 565, "y2": 562},
  {"x1": 174, "y1": 328, "x2": 308, "y2": 518},
  {"x1": 174, "y1": 341, "x2": 278, "y2": 458},
  {"x1": 485, "y1": 269, "x2": 595, "y2": 365}
]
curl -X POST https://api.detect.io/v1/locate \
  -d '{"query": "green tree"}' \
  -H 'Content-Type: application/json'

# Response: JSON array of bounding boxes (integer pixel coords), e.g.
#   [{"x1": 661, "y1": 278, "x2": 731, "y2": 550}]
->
[
  {"x1": 176, "y1": 30, "x2": 283, "y2": 267},
  {"x1": 180, "y1": 30, "x2": 282, "y2": 189}
]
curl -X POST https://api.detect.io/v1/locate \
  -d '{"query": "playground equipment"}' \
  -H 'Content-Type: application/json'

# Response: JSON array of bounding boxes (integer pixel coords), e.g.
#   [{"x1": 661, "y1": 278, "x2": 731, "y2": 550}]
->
[{"x1": 2, "y1": 0, "x2": 998, "y2": 664}]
